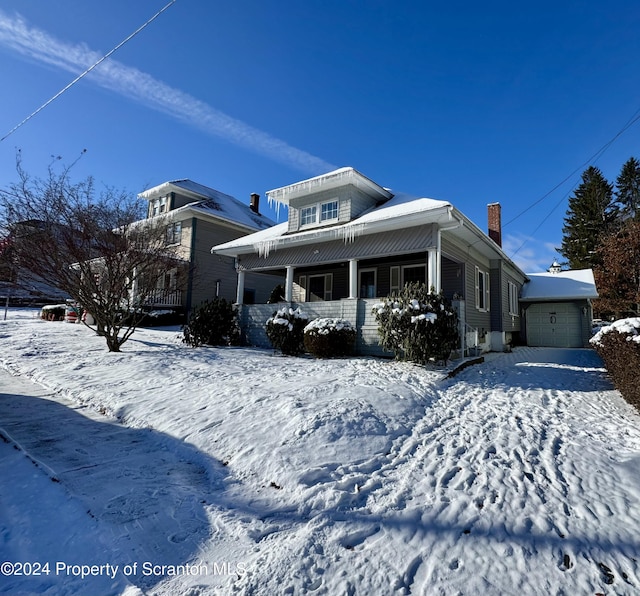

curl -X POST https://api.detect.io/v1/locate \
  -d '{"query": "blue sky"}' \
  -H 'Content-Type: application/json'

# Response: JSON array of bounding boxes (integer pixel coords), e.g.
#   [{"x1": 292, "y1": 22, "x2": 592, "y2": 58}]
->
[{"x1": 1, "y1": 1, "x2": 639, "y2": 272}]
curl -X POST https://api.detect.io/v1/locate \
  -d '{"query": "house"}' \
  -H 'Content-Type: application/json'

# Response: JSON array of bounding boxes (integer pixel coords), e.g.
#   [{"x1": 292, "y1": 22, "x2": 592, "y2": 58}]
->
[
  {"x1": 212, "y1": 167, "x2": 529, "y2": 356},
  {"x1": 138, "y1": 179, "x2": 279, "y2": 313},
  {"x1": 520, "y1": 263, "x2": 598, "y2": 348}
]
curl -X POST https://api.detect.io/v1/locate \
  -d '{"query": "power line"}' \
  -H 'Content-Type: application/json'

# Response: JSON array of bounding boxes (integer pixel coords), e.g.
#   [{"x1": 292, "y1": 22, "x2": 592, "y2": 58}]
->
[
  {"x1": 505, "y1": 104, "x2": 640, "y2": 261},
  {"x1": 1, "y1": 0, "x2": 177, "y2": 143},
  {"x1": 504, "y1": 105, "x2": 640, "y2": 229}
]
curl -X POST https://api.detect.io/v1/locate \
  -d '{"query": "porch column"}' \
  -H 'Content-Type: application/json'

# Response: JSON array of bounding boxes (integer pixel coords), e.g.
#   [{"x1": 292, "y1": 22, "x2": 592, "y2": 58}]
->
[
  {"x1": 427, "y1": 249, "x2": 440, "y2": 293},
  {"x1": 285, "y1": 266, "x2": 294, "y2": 302},
  {"x1": 236, "y1": 269, "x2": 246, "y2": 304},
  {"x1": 131, "y1": 265, "x2": 139, "y2": 305},
  {"x1": 348, "y1": 259, "x2": 358, "y2": 299}
]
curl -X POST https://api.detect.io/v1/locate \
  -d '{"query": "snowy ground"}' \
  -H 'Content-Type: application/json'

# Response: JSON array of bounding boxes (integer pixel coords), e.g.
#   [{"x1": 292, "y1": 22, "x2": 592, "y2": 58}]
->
[{"x1": 1, "y1": 309, "x2": 640, "y2": 595}]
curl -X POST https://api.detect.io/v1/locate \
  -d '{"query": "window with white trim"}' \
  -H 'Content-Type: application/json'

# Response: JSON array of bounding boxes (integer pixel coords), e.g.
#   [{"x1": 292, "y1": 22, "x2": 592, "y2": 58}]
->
[
  {"x1": 475, "y1": 267, "x2": 490, "y2": 311},
  {"x1": 300, "y1": 206, "x2": 317, "y2": 226},
  {"x1": 308, "y1": 273, "x2": 333, "y2": 301},
  {"x1": 508, "y1": 281, "x2": 519, "y2": 316},
  {"x1": 299, "y1": 199, "x2": 339, "y2": 228},
  {"x1": 320, "y1": 200, "x2": 338, "y2": 222},
  {"x1": 165, "y1": 221, "x2": 182, "y2": 245},
  {"x1": 359, "y1": 268, "x2": 377, "y2": 298}
]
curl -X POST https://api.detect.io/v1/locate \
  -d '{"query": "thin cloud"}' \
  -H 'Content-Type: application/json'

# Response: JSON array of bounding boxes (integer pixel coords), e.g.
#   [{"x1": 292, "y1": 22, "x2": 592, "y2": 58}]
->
[
  {"x1": 503, "y1": 233, "x2": 559, "y2": 274},
  {"x1": 0, "y1": 10, "x2": 336, "y2": 175}
]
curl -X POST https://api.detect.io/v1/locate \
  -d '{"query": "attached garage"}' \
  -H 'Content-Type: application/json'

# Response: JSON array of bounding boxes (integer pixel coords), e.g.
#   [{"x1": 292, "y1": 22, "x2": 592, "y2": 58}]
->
[
  {"x1": 525, "y1": 302, "x2": 585, "y2": 347},
  {"x1": 520, "y1": 268, "x2": 598, "y2": 348}
]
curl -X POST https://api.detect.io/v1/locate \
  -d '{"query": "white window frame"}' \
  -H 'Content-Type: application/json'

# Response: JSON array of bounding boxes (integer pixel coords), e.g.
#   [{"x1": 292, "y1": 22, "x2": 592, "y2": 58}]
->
[
  {"x1": 508, "y1": 281, "x2": 519, "y2": 316},
  {"x1": 359, "y1": 268, "x2": 377, "y2": 298},
  {"x1": 299, "y1": 199, "x2": 339, "y2": 229},
  {"x1": 475, "y1": 266, "x2": 490, "y2": 311},
  {"x1": 300, "y1": 206, "x2": 317, "y2": 227},
  {"x1": 165, "y1": 221, "x2": 182, "y2": 245},
  {"x1": 320, "y1": 200, "x2": 339, "y2": 222}
]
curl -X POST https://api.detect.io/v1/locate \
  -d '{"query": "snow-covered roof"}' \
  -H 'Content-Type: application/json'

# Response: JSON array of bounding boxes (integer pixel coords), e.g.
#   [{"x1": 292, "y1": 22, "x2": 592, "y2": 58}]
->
[
  {"x1": 266, "y1": 167, "x2": 392, "y2": 206},
  {"x1": 520, "y1": 268, "x2": 599, "y2": 301},
  {"x1": 139, "y1": 179, "x2": 274, "y2": 231},
  {"x1": 214, "y1": 190, "x2": 453, "y2": 256}
]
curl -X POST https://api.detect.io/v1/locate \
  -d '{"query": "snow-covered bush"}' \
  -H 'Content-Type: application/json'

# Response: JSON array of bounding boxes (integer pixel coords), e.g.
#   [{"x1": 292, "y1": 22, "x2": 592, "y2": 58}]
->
[
  {"x1": 373, "y1": 283, "x2": 459, "y2": 364},
  {"x1": 182, "y1": 298, "x2": 240, "y2": 347},
  {"x1": 303, "y1": 318, "x2": 357, "y2": 358},
  {"x1": 590, "y1": 318, "x2": 640, "y2": 409},
  {"x1": 266, "y1": 307, "x2": 309, "y2": 355}
]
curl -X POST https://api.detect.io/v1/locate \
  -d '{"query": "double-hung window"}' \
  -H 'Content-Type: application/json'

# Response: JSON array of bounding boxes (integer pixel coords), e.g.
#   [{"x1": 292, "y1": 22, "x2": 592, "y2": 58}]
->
[
  {"x1": 300, "y1": 206, "x2": 317, "y2": 227},
  {"x1": 166, "y1": 221, "x2": 182, "y2": 245},
  {"x1": 475, "y1": 267, "x2": 490, "y2": 311},
  {"x1": 320, "y1": 200, "x2": 338, "y2": 222},
  {"x1": 299, "y1": 199, "x2": 339, "y2": 228},
  {"x1": 508, "y1": 281, "x2": 519, "y2": 316}
]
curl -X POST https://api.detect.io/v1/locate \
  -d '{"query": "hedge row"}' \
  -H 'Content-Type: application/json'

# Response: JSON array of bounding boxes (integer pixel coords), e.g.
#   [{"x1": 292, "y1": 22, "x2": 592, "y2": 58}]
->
[{"x1": 591, "y1": 318, "x2": 640, "y2": 410}]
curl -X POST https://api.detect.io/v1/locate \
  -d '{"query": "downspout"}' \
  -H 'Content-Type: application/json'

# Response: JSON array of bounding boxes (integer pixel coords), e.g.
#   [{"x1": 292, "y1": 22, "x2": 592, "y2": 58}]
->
[{"x1": 185, "y1": 217, "x2": 197, "y2": 315}]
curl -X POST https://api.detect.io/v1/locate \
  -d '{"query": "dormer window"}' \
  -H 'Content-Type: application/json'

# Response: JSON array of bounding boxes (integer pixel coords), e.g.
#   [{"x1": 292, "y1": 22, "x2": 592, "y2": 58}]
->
[
  {"x1": 300, "y1": 206, "x2": 317, "y2": 227},
  {"x1": 149, "y1": 196, "x2": 169, "y2": 218},
  {"x1": 299, "y1": 199, "x2": 339, "y2": 229},
  {"x1": 321, "y1": 200, "x2": 338, "y2": 222}
]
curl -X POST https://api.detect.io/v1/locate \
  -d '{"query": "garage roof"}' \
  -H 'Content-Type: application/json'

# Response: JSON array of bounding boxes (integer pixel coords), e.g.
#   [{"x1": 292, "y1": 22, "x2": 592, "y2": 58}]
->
[{"x1": 520, "y1": 268, "x2": 599, "y2": 302}]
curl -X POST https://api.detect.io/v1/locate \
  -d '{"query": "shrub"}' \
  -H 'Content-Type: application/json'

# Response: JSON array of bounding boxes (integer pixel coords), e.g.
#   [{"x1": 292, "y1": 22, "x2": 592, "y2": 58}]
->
[
  {"x1": 590, "y1": 318, "x2": 640, "y2": 410},
  {"x1": 267, "y1": 284, "x2": 286, "y2": 303},
  {"x1": 303, "y1": 318, "x2": 357, "y2": 358},
  {"x1": 266, "y1": 307, "x2": 309, "y2": 355},
  {"x1": 373, "y1": 283, "x2": 459, "y2": 364},
  {"x1": 182, "y1": 298, "x2": 240, "y2": 347}
]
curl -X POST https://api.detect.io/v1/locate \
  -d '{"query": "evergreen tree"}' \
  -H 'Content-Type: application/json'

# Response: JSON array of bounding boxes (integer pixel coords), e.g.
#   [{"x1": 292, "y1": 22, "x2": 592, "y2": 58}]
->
[
  {"x1": 560, "y1": 166, "x2": 617, "y2": 269},
  {"x1": 615, "y1": 156, "x2": 640, "y2": 221}
]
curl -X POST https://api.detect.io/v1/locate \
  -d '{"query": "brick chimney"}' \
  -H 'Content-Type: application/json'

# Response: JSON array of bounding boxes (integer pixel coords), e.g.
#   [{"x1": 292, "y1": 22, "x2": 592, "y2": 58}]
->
[
  {"x1": 487, "y1": 202, "x2": 502, "y2": 247},
  {"x1": 250, "y1": 193, "x2": 260, "y2": 214}
]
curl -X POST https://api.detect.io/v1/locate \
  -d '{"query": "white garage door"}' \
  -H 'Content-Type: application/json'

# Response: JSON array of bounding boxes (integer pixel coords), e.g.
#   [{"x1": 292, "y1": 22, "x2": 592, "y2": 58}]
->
[{"x1": 526, "y1": 302, "x2": 583, "y2": 347}]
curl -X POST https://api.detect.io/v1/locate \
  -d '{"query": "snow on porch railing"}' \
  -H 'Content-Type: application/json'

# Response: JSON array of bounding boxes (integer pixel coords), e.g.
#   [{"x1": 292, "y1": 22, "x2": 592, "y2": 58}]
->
[{"x1": 142, "y1": 289, "x2": 183, "y2": 307}]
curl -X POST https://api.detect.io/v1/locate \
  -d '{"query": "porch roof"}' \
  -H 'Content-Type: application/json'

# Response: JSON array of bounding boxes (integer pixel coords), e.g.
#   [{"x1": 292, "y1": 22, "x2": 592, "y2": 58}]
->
[{"x1": 213, "y1": 191, "x2": 454, "y2": 256}]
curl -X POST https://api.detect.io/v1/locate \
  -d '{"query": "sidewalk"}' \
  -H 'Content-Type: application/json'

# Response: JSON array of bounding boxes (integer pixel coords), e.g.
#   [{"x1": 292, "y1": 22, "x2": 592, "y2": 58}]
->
[{"x1": 0, "y1": 369, "x2": 217, "y2": 595}]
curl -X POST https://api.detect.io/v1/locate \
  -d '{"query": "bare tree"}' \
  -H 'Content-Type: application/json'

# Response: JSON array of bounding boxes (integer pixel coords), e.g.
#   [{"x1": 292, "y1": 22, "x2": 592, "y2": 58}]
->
[{"x1": 0, "y1": 157, "x2": 185, "y2": 351}]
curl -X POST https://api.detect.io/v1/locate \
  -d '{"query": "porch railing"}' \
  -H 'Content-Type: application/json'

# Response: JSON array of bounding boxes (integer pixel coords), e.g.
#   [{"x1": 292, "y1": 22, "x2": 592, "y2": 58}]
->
[{"x1": 142, "y1": 289, "x2": 183, "y2": 307}]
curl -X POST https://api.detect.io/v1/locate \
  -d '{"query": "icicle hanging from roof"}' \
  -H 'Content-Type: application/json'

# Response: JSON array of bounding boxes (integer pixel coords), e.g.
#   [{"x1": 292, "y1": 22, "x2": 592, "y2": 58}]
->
[
  {"x1": 255, "y1": 238, "x2": 280, "y2": 258},
  {"x1": 335, "y1": 223, "x2": 365, "y2": 244}
]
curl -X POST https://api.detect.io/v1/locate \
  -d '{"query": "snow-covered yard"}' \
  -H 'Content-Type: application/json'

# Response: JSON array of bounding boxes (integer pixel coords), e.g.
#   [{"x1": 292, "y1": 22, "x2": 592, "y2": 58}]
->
[{"x1": 1, "y1": 309, "x2": 639, "y2": 595}]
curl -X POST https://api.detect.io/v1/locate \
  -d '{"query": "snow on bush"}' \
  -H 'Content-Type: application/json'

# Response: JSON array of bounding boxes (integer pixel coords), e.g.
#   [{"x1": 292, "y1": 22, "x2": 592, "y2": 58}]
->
[
  {"x1": 303, "y1": 318, "x2": 356, "y2": 358},
  {"x1": 373, "y1": 283, "x2": 458, "y2": 364},
  {"x1": 590, "y1": 317, "x2": 640, "y2": 410},
  {"x1": 266, "y1": 307, "x2": 309, "y2": 355}
]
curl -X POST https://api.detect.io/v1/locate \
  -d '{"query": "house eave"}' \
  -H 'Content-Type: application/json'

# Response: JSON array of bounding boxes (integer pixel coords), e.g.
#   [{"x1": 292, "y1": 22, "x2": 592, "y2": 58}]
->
[{"x1": 266, "y1": 167, "x2": 393, "y2": 207}]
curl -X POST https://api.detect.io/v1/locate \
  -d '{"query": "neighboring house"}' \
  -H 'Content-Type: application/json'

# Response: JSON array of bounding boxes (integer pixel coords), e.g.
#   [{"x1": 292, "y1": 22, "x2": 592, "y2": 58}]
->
[
  {"x1": 520, "y1": 263, "x2": 598, "y2": 348},
  {"x1": 138, "y1": 179, "x2": 279, "y2": 313},
  {"x1": 213, "y1": 167, "x2": 529, "y2": 356}
]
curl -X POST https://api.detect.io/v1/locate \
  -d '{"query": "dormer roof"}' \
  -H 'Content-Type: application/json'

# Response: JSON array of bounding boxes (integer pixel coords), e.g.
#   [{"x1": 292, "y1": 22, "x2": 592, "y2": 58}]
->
[{"x1": 266, "y1": 167, "x2": 393, "y2": 207}]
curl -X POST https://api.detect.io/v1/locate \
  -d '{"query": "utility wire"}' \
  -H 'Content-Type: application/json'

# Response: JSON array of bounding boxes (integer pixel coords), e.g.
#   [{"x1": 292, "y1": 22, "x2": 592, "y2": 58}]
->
[
  {"x1": 506, "y1": 104, "x2": 640, "y2": 260},
  {"x1": 504, "y1": 105, "x2": 640, "y2": 229},
  {"x1": 1, "y1": 0, "x2": 177, "y2": 143}
]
